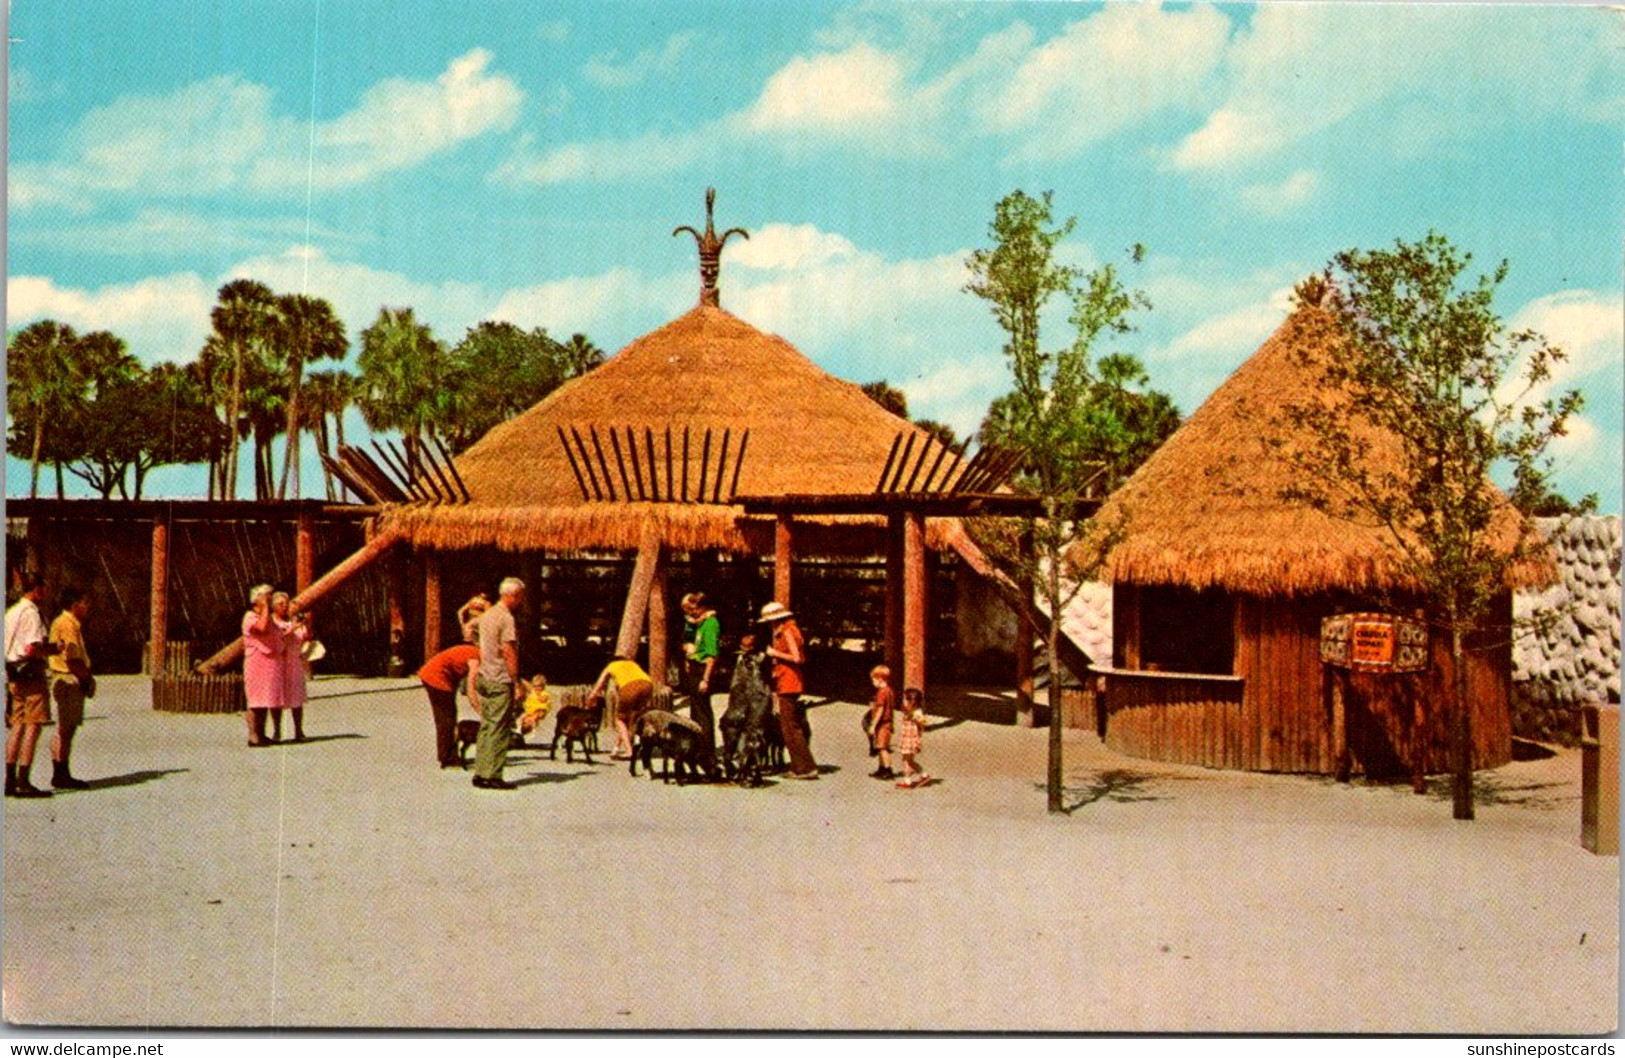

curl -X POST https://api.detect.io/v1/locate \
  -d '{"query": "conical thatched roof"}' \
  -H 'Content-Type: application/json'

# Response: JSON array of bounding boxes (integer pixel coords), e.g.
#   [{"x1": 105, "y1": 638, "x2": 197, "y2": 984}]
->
[
  {"x1": 382, "y1": 305, "x2": 945, "y2": 554},
  {"x1": 1083, "y1": 306, "x2": 1550, "y2": 596}
]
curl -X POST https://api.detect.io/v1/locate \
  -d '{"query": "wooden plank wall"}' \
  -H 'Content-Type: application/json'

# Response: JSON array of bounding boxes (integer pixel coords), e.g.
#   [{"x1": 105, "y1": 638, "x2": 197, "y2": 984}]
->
[{"x1": 1110, "y1": 587, "x2": 1513, "y2": 777}]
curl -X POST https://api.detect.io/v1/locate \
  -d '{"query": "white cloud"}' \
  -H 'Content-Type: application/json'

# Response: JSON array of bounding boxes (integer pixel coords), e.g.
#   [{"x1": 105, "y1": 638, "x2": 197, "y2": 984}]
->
[
  {"x1": 9, "y1": 208, "x2": 364, "y2": 256},
  {"x1": 1155, "y1": 286, "x2": 1295, "y2": 365},
  {"x1": 1239, "y1": 170, "x2": 1320, "y2": 216},
  {"x1": 6, "y1": 273, "x2": 215, "y2": 366},
  {"x1": 487, "y1": 268, "x2": 691, "y2": 339},
  {"x1": 727, "y1": 224, "x2": 858, "y2": 271},
  {"x1": 1499, "y1": 290, "x2": 1624, "y2": 426},
  {"x1": 12, "y1": 50, "x2": 521, "y2": 210},
  {"x1": 985, "y1": 2, "x2": 1230, "y2": 160},
  {"x1": 584, "y1": 31, "x2": 699, "y2": 88},
  {"x1": 1172, "y1": 5, "x2": 1623, "y2": 172},
  {"x1": 738, "y1": 43, "x2": 907, "y2": 134}
]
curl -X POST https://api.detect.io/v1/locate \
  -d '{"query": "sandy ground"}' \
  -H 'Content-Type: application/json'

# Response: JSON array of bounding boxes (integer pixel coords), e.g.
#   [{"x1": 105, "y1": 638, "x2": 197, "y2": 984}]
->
[{"x1": 2, "y1": 675, "x2": 1617, "y2": 1034}]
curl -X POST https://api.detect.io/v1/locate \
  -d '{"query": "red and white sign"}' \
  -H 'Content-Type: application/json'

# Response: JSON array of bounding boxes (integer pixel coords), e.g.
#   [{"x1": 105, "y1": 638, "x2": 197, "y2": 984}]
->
[{"x1": 1320, "y1": 613, "x2": 1429, "y2": 673}]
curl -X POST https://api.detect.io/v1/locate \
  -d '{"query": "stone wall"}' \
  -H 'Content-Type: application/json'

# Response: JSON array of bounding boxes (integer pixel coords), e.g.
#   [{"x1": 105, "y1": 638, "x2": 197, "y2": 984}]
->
[{"x1": 1512, "y1": 516, "x2": 1622, "y2": 745}]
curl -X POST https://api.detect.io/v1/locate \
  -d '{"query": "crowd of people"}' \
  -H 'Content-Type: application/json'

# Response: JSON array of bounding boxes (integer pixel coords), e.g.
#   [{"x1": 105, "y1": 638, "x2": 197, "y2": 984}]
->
[
  {"x1": 413, "y1": 581, "x2": 935, "y2": 793},
  {"x1": 6, "y1": 569, "x2": 934, "y2": 798}
]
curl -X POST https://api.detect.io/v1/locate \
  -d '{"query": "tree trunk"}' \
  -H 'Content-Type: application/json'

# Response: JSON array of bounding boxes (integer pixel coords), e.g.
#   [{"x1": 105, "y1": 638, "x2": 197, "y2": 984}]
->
[
  {"x1": 225, "y1": 347, "x2": 243, "y2": 501},
  {"x1": 279, "y1": 373, "x2": 302, "y2": 500},
  {"x1": 1451, "y1": 613, "x2": 1474, "y2": 821},
  {"x1": 54, "y1": 460, "x2": 65, "y2": 500},
  {"x1": 1046, "y1": 516, "x2": 1065, "y2": 814},
  {"x1": 29, "y1": 414, "x2": 44, "y2": 498}
]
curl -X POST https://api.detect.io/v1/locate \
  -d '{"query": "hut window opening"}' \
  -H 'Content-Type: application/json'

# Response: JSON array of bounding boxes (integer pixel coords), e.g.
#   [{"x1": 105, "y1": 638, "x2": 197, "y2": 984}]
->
[{"x1": 1138, "y1": 586, "x2": 1235, "y2": 676}]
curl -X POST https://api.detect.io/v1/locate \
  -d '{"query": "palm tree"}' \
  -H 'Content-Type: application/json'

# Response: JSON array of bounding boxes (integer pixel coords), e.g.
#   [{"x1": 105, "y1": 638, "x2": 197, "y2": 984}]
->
[
  {"x1": 563, "y1": 333, "x2": 606, "y2": 377},
  {"x1": 357, "y1": 307, "x2": 451, "y2": 478},
  {"x1": 7, "y1": 320, "x2": 82, "y2": 497},
  {"x1": 274, "y1": 294, "x2": 348, "y2": 499},
  {"x1": 209, "y1": 278, "x2": 276, "y2": 500},
  {"x1": 303, "y1": 367, "x2": 357, "y2": 500}
]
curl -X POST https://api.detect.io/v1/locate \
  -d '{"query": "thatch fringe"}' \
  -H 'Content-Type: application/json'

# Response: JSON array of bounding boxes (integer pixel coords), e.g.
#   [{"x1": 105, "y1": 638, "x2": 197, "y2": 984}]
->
[{"x1": 380, "y1": 502, "x2": 966, "y2": 558}]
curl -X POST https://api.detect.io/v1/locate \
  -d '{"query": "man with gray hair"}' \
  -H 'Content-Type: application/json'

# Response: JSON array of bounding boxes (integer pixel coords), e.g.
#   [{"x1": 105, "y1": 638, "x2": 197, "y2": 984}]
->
[{"x1": 471, "y1": 577, "x2": 525, "y2": 790}]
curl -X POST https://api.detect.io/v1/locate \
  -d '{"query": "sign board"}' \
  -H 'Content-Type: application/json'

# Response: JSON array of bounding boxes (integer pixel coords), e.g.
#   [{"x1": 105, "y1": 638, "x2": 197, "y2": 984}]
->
[{"x1": 1320, "y1": 612, "x2": 1429, "y2": 673}]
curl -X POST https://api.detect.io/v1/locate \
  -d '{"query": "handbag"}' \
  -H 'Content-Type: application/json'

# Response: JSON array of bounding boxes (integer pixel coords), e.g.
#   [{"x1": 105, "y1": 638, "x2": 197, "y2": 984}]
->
[{"x1": 6, "y1": 657, "x2": 46, "y2": 683}]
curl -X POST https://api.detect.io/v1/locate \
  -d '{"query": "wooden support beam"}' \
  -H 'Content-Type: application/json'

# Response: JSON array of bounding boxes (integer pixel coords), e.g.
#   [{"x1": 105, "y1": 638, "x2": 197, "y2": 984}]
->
[
  {"x1": 875, "y1": 433, "x2": 904, "y2": 492},
  {"x1": 616, "y1": 519, "x2": 663, "y2": 660},
  {"x1": 424, "y1": 551, "x2": 443, "y2": 660},
  {"x1": 713, "y1": 429, "x2": 731, "y2": 504},
  {"x1": 648, "y1": 563, "x2": 669, "y2": 687},
  {"x1": 149, "y1": 511, "x2": 170, "y2": 676},
  {"x1": 885, "y1": 512, "x2": 904, "y2": 683},
  {"x1": 430, "y1": 433, "x2": 473, "y2": 502},
  {"x1": 296, "y1": 510, "x2": 316, "y2": 594},
  {"x1": 1015, "y1": 524, "x2": 1036, "y2": 728},
  {"x1": 196, "y1": 530, "x2": 400, "y2": 673},
  {"x1": 903, "y1": 510, "x2": 927, "y2": 694},
  {"x1": 774, "y1": 514, "x2": 794, "y2": 608},
  {"x1": 885, "y1": 433, "x2": 917, "y2": 493},
  {"x1": 728, "y1": 429, "x2": 749, "y2": 501},
  {"x1": 589, "y1": 427, "x2": 618, "y2": 501},
  {"x1": 558, "y1": 426, "x2": 591, "y2": 501}
]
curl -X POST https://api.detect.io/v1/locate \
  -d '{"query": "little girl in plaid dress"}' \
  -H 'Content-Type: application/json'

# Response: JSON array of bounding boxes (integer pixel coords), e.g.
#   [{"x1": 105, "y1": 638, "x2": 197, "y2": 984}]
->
[{"x1": 896, "y1": 687, "x2": 931, "y2": 789}]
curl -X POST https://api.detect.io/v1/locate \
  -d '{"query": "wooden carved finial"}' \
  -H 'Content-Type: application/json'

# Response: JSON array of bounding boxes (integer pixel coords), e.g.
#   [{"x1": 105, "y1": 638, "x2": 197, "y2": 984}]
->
[{"x1": 673, "y1": 187, "x2": 749, "y2": 308}]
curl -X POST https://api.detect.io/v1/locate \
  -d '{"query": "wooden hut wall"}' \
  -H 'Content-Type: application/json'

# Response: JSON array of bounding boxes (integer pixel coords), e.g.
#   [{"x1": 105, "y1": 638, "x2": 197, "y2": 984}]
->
[
  {"x1": 7, "y1": 510, "x2": 391, "y2": 675},
  {"x1": 1106, "y1": 583, "x2": 1513, "y2": 776}
]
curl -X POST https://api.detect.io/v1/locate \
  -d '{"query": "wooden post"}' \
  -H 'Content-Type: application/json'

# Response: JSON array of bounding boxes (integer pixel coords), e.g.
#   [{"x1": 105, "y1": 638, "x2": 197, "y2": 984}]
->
[
  {"x1": 1015, "y1": 524, "x2": 1035, "y2": 727},
  {"x1": 386, "y1": 546, "x2": 408, "y2": 675},
  {"x1": 616, "y1": 519, "x2": 663, "y2": 660},
  {"x1": 774, "y1": 514, "x2": 794, "y2": 607},
  {"x1": 903, "y1": 510, "x2": 927, "y2": 694},
  {"x1": 884, "y1": 512, "x2": 904, "y2": 682},
  {"x1": 648, "y1": 564, "x2": 669, "y2": 686},
  {"x1": 149, "y1": 512, "x2": 170, "y2": 676},
  {"x1": 1330, "y1": 666, "x2": 1351, "y2": 783},
  {"x1": 197, "y1": 530, "x2": 401, "y2": 672},
  {"x1": 423, "y1": 551, "x2": 443, "y2": 661},
  {"x1": 295, "y1": 509, "x2": 316, "y2": 594}
]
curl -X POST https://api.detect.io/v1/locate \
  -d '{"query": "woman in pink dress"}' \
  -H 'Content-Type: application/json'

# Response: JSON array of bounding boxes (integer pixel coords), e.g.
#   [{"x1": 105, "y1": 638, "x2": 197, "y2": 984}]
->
[
  {"x1": 271, "y1": 591, "x2": 310, "y2": 742},
  {"x1": 241, "y1": 584, "x2": 283, "y2": 747}
]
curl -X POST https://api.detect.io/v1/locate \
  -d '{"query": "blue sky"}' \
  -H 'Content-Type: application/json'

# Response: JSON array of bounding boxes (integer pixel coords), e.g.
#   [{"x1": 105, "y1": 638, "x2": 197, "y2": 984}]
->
[{"x1": 8, "y1": 1, "x2": 1622, "y2": 510}]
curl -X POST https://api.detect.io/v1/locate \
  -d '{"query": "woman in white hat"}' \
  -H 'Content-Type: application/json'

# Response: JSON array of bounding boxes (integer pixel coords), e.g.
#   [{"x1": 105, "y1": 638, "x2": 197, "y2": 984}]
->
[{"x1": 759, "y1": 601, "x2": 817, "y2": 779}]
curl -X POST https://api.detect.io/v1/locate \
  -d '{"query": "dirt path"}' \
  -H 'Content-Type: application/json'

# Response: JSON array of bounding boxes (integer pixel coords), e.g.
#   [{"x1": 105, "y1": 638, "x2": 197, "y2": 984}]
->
[{"x1": 3, "y1": 676, "x2": 1616, "y2": 1033}]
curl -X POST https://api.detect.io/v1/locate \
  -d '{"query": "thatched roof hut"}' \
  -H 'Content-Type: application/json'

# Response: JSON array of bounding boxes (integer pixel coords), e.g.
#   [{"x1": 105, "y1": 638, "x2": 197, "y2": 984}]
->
[
  {"x1": 1082, "y1": 305, "x2": 1543, "y2": 778},
  {"x1": 380, "y1": 304, "x2": 946, "y2": 556},
  {"x1": 1086, "y1": 306, "x2": 1548, "y2": 596}
]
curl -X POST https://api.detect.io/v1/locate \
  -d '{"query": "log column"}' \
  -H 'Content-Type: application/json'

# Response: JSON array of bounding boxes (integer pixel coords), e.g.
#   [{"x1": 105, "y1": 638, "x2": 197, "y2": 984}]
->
[
  {"x1": 295, "y1": 509, "x2": 316, "y2": 594},
  {"x1": 1015, "y1": 525, "x2": 1035, "y2": 728},
  {"x1": 903, "y1": 511, "x2": 927, "y2": 694},
  {"x1": 423, "y1": 551, "x2": 443, "y2": 660},
  {"x1": 648, "y1": 565, "x2": 669, "y2": 686},
  {"x1": 884, "y1": 512, "x2": 905, "y2": 681},
  {"x1": 149, "y1": 511, "x2": 170, "y2": 676},
  {"x1": 774, "y1": 514, "x2": 794, "y2": 607}
]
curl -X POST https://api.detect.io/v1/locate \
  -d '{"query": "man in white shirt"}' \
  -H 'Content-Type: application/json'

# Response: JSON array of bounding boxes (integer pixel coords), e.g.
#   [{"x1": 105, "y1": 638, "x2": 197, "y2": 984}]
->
[{"x1": 6, "y1": 571, "x2": 56, "y2": 798}]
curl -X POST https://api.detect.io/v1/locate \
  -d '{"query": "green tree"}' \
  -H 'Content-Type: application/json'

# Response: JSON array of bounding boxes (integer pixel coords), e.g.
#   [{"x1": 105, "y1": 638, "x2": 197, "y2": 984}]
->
[
  {"x1": 357, "y1": 306, "x2": 454, "y2": 477},
  {"x1": 912, "y1": 418, "x2": 959, "y2": 447},
  {"x1": 274, "y1": 294, "x2": 349, "y2": 499},
  {"x1": 208, "y1": 278, "x2": 277, "y2": 500},
  {"x1": 304, "y1": 367, "x2": 358, "y2": 500},
  {"x1": 861, "y1": 380, "x2": 909, "y2": 419},
  {"x1": 562, "y1": 333, "x2": 606, "y2": 377},
  {"x1": 7, "y1": 320, "x2": 84, "y2": 497},
  {"x1": 1278, "y1": 234, "x2": 1590, "y2": 821},
  {"x1": 964, "y1": 189, "x2": 1151, "y2": 814},
  {"x1": 443, "y1": 321, "x2": 573, "y2": 453},
  {"x1": 127, "y1": 362, "x2": 226, "y2": 498},
  {"x1": 58, "y1": 331, "x2": 143, "y2": 498}
]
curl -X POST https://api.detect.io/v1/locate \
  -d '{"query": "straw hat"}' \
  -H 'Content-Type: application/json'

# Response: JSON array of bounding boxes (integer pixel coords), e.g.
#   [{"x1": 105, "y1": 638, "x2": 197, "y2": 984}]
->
[{"x1": 758, "y1": 601, "x2": 793, "y2": 623}]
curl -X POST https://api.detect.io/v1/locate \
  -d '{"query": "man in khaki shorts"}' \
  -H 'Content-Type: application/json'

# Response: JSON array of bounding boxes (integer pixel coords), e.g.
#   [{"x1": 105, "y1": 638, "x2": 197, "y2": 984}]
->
[
  {"x1": 5, "y1": 571, "x2": 55, "y2": 799},
  {"x1": 47, "y1": 586, "x2": 94, "y2": 791}
]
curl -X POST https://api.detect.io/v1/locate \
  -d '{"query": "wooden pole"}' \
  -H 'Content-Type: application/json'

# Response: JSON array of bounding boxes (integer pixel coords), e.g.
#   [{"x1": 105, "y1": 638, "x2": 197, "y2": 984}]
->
[
  {"x1": 1015, "y1": 524, "x2": 1036, "y2": 728},
  {"x1": 616, "y1": 519, "x2": 663, "y2": 660},
  {"x1": 149, "y1": 511, "x2": 170, "y2": 676},
  {"x1": 774, "y1": 514, "x2": 794, "y2": 607},
  {"x1": 903, "y1": 510, "x2": 927, "y2": 694},
  {"x1": 423, "y1": 551, "x2": 443, "y2": 660},
  {"x1": 648, "y1": 564, "x2": 669, "y2": 687},
  {"x1": 197, "y1": 530, "x2": 400, "y2": 673},
  {"x1": 387, "y1": 546, "x2": 408, "y2": 674},
  {"x1": 884, "y1": 512, "x2": 904, "y2": 682},
  {"x1": 295, "y1": 509, "x2": 316, "y2": 594}
]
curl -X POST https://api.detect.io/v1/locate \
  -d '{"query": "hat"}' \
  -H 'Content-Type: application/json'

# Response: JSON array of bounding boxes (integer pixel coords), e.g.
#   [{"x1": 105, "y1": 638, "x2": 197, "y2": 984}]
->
[{"x1": 757, "y1": 601, "x2": 793, "y2": 623}]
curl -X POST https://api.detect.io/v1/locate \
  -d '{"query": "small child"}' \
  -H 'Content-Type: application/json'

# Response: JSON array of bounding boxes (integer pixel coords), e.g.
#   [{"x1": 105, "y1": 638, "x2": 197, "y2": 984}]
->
[
  {"x1": 864, "y1": 665, "x2": 896, "y2": 780},
  {"x1": 517, "y1": 674, "x2": 552, "y2": 735},
  {"x1": 895, "y1": 687, "x2": 931, "y2": 789}
]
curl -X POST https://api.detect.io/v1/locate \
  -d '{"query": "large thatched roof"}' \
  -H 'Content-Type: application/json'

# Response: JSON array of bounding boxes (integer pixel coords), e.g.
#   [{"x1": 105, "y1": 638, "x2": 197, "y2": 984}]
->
[
  {"x1": 1083, "y1": 306, "x2": 1549, "y2": 596},
  {"x1": 382, "y1": 305, "x2": 946, "y2": 554}
]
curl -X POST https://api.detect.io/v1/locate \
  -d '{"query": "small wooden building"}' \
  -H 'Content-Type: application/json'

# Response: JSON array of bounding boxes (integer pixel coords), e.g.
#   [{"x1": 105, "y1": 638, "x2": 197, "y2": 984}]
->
[{"x1": 1084, "y1": 307, "x2": 1547, "y2": 778}]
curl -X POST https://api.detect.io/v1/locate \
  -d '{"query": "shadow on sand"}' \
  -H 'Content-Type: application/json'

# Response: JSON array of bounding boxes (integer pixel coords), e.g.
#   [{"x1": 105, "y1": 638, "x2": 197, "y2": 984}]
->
[
  {"x1": 264, "y1": 733, "x2": 367, "y2": 747},
  {"x1": 75, "y1": 768, "x2": 190, "y2": 791},
  {"x1": 1045, "y1": 769, "x2": 1170, "y2": 813}
]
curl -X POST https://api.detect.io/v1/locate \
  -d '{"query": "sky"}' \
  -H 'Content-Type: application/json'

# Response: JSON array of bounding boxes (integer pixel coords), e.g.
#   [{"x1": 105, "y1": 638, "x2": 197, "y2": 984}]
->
[{"x1": 7, "y1": 1, "x2": 1622, "y2": 511}]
